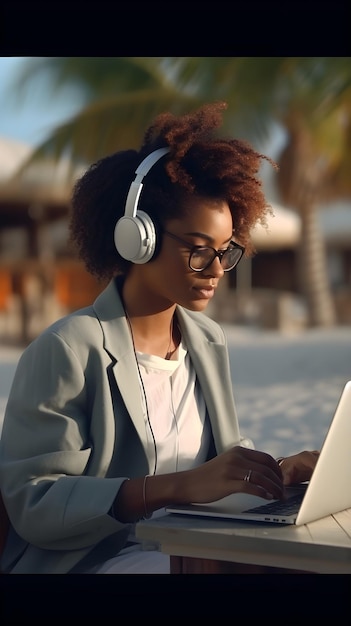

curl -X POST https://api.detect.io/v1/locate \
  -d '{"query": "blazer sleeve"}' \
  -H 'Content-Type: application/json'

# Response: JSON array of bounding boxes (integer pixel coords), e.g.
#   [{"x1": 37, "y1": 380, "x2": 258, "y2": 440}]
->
[{"x1": 0, "y1": 330, "x2": 128, "y2": 551}]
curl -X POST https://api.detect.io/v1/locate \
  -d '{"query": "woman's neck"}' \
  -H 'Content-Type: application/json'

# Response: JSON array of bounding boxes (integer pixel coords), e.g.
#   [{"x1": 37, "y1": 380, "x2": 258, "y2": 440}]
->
[{"x1": 120, "y1": 279, "x2": 178, "y2": 358}]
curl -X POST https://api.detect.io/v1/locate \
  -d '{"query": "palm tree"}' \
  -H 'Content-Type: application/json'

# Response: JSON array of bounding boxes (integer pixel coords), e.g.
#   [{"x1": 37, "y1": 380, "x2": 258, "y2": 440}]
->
[
  {"x1": 268, "y1": 57, "x2": 351, "y2": 326},
  {"x1": 8, "y1": 56, "x2": 351, "y2": 327},
  {"x1": 10, "y1": 57, "x2": 201, "y2": 170},
  {"x1": 10, "y1": 57, "x2": 284, "y2": 172}
]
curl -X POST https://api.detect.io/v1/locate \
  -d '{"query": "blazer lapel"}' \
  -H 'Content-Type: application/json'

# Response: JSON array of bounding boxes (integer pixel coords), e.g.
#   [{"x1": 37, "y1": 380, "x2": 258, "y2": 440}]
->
[
  {"x1": 93, "y1": 281, "x2": 155, "y2": 471},
  {"x1": 176, "y1": 307, "x2": 242, "y2": 454}
]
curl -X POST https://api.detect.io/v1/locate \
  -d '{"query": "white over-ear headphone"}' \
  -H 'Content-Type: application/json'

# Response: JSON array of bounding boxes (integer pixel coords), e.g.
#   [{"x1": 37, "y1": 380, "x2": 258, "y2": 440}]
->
[{"x1": 114, "y1": 147, "x2": 170, "y2": 263}]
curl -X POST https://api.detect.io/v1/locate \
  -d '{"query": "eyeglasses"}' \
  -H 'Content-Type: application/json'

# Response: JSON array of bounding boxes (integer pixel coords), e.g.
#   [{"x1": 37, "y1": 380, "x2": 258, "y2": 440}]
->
[{"x1": 163, "y1": 230, "x2": 245, "y2": 272}]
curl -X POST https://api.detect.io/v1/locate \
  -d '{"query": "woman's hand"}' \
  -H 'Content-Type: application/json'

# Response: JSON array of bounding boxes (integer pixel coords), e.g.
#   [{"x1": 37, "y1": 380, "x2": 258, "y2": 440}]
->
[
  {"x1": 279, "y1": 450, "x2": 320, "y2": 485},
  {"x1": 182, "y1": 446, "x2": 285, "y2": 504},
  {"x1": 116, "y1": 448, "x2": 320, "y2": 522}
]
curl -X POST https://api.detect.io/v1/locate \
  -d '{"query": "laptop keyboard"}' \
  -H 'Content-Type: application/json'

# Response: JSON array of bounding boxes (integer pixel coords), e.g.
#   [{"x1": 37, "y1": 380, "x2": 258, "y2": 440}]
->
[{"x1": 245, "y1": 492, "x2": 304, "y2": 516}]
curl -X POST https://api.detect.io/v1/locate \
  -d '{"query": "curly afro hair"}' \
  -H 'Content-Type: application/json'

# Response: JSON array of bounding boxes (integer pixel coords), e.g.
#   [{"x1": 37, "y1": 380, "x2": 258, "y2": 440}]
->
[{"x1": 69, "y1": 101, "x2": 276, "y2": 281}]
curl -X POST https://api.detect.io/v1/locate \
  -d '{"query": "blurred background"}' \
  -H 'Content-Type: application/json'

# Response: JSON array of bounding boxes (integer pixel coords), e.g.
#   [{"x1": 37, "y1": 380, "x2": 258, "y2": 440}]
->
[{"x1": 0, "y1": 56, "x2": 350, "y2": 347}]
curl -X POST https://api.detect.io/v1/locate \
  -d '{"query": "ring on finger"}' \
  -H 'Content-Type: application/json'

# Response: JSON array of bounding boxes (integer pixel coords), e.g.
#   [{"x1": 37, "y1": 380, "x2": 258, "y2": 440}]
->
[{"x1": 243, "y1": 469, "x2": 252, "y2": 482}]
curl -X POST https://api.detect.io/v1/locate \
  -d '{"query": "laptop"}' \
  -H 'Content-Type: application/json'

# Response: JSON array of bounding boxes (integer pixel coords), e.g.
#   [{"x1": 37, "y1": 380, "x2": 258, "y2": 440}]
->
[{"x1": 166, "y1": 380, "x2": 351, "y2": 526}]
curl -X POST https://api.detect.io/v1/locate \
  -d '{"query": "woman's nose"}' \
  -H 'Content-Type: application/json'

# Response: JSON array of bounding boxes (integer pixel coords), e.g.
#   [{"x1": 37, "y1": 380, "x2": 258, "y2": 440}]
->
[{"x1": 202, "y1": 256, "x2": 225, "y2": 278}]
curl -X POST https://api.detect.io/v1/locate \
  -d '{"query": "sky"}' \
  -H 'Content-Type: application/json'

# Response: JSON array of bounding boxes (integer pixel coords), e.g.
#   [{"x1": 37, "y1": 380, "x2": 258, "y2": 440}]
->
[{"x1": 0, "y1": 57, "x2": 82, "y2": 148}]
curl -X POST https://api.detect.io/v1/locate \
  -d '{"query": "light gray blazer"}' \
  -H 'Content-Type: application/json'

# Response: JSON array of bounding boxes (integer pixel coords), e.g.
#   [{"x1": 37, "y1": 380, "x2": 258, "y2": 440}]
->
[{"x1": 0, "y1": 279, "x2": 250, "y2": 573}]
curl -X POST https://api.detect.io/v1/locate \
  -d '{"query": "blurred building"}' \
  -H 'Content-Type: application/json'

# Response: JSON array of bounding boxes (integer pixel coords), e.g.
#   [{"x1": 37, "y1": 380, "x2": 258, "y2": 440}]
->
[
  {"x1": 0, "y1": 137, "x2": 104, "y2": 344},
  {"x1": 0, "y1": 137, "x2": 350, "y2": 344},
  {"x1": 210, "y1": 201, "x2": 351, "y2": 331}
]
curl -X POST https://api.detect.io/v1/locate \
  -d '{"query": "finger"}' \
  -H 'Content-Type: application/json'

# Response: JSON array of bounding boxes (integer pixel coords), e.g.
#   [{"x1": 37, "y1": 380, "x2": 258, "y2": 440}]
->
[
  {"x1": 241, "y1": 466, "x2": 285, "y2": 500},
  {"x1": 238, "y1": 447, "x2": 283, "y2": 479},
  {"x1": 235, "y1": 449, "x2": 285, "y2": 493}
]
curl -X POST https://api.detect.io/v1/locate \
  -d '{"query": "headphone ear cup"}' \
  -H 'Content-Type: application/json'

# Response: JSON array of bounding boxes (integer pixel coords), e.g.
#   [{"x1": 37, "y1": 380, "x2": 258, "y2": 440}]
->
[{"x1": 114, "y1": 210, "x2": 157, "y2": 264}]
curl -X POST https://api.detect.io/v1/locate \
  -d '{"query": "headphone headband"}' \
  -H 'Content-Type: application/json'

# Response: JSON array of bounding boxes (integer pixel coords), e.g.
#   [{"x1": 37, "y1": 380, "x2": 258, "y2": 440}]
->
[{"x1": 124, "y1": 147, "x2": 170, "y2": 218}]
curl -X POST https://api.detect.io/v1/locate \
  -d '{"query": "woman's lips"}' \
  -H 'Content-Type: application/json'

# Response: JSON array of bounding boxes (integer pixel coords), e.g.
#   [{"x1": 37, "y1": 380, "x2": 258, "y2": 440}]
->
[{"x1": 193, "y1": 285, "x2": 216, "y2": 299}]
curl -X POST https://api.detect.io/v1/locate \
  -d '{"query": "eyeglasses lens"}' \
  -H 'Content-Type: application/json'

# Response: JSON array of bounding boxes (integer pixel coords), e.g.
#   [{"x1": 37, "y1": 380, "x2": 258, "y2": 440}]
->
[
  {"x1": 189, "y1": 246, "x2": 242, "y2": 272},
  {"x1": 190, "y1": 249, "x2": 214, "y2": 270},
  {"x1": 222, "y1": 247, "x2": 243, "y2": 270}
]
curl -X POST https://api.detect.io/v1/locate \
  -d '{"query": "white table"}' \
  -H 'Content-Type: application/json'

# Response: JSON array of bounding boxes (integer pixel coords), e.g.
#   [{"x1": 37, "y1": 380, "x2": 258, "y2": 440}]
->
[{"x1": 136, "y1": 507, "x2": 351, "y2": 574}]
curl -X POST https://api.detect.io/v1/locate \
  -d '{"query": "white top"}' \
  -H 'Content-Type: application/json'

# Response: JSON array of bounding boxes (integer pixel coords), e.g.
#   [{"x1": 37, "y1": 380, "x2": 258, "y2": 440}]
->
[
  {"x1": 136, "y1": 338, "x2": 211, "y2": 475},
  {"x1": 93, "y1": 338, "x2": 212, "y2": 572},
  {"x1": 91, "y1": 334, "x2": 249, "y2": 573}
]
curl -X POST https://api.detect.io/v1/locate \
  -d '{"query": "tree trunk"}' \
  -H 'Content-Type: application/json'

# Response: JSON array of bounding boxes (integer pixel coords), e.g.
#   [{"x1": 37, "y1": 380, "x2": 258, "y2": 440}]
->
[
  {"x1": 277, "y1": 128, "x2": 337, "y2": 327},
  {"x1": 297, "y1": 199, "x2": 336, "y2": 327}
]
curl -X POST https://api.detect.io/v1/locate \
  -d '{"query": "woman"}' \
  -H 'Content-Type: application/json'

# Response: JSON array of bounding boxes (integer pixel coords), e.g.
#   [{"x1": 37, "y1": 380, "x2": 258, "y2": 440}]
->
[{"x1": 0, "y1": 102, "x2": 318, "y2": 574}]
